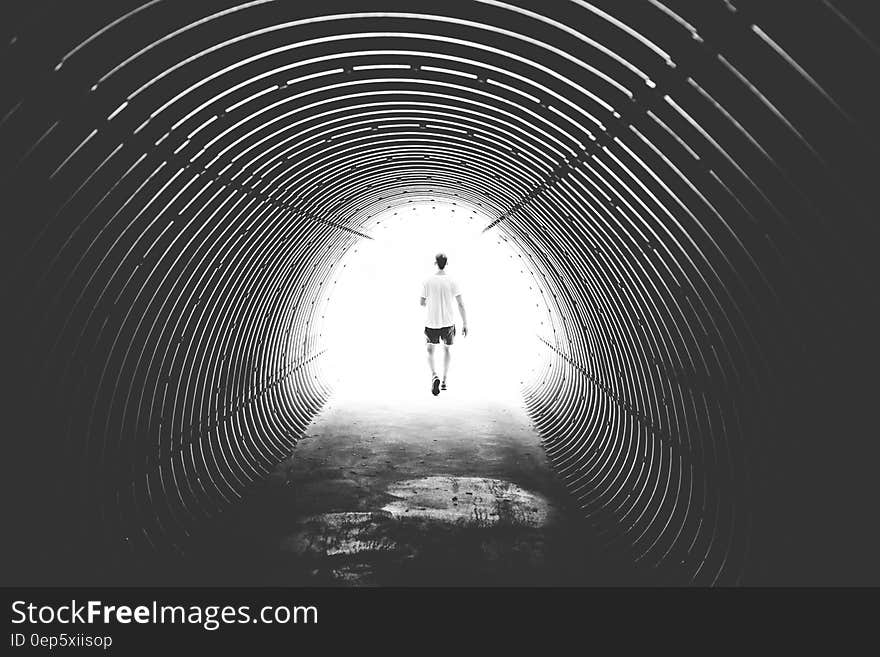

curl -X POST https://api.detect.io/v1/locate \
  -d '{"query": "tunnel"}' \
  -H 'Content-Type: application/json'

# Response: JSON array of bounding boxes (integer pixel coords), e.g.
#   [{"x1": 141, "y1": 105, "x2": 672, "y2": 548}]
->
[{"x1": 2, "y1": 0, "x2": 878, "y2": 586}]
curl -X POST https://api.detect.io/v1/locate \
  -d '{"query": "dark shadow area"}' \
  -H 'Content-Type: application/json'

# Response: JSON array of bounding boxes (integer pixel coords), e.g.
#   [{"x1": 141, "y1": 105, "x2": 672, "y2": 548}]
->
[{"x1": 160, "y1": 397, "x2": 655, "y2": 586}]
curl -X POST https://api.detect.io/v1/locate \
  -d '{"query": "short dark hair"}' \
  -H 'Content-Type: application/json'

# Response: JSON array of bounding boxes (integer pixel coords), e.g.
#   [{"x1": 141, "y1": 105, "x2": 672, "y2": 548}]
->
[{"x1": 435, "y1": 253, "x2": 448, "y2": 269}]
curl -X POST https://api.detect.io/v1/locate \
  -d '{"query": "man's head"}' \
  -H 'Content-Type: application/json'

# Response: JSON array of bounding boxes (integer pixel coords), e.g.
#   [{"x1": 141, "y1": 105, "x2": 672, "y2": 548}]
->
[{"x1": 435, "y1": 252, "x2": 448, "y2": 270}]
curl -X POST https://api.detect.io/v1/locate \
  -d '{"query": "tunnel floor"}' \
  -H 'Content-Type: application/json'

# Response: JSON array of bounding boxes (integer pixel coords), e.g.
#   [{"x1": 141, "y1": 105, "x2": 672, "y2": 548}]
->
[{"x1": 178, "y1": 387, "x2": 646, "y2": 586}]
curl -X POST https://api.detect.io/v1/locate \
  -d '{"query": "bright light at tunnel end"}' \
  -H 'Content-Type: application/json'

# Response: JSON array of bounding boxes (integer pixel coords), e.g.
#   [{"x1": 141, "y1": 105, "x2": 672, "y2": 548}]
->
[{"x1": 316, "y1": 201, "x2": 551, "y2": 404}]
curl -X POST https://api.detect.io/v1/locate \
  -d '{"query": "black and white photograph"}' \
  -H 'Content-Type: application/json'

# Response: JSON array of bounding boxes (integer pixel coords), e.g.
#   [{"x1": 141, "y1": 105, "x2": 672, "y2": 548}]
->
[{"x1": 2, "y1": 0, "x2": 878, "y2": 648}]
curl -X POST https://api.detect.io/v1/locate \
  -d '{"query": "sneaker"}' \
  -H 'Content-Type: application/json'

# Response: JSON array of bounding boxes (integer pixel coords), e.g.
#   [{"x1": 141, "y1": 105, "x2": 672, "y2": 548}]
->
[
  {"x1": 440, "y1": 379, "x2": 447, "y2": 391},
  {"x1": 431, "y1": 375, "x2": 441, "y2": 396}
]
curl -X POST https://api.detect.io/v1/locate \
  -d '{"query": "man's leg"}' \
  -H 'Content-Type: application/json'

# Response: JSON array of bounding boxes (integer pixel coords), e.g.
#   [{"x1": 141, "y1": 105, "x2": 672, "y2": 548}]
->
[
  {"x1": 440, "y1": 326, "x2": 455, "y2": 390},
  {"x1": 427, "y1": 343, "x2": 441, "y2": 395},
  {"x1": 426, "y1": 343, "x2": 437, "y2": 377},
  {"x1": 442, "y1": 344, "x2": 451, "y2": 384}
]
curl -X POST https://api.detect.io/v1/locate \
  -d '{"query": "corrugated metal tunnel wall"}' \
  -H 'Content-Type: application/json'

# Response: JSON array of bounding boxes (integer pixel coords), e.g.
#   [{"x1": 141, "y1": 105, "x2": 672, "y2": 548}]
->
[{"x1": 2, "y1": 0, "x2": 878, "y2": 585}]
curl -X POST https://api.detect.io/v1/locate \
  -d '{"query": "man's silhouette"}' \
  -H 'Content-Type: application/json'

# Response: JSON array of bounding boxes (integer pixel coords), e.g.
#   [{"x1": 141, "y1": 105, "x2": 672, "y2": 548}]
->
[{"x1": 420, "y1": 252, "x2": 468, "y2": 395}]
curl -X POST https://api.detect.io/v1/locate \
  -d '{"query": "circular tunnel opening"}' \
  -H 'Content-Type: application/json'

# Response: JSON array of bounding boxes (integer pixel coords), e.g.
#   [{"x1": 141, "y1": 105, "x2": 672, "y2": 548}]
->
[{"x1": 318, "y1": 200, "x2": 549, "y2": 403}]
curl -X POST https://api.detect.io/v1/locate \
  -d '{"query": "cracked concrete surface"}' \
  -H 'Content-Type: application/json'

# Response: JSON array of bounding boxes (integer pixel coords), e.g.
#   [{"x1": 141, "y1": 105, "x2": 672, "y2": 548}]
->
[{"x1": 182, "y1": 391, "x2": 642, "y2": 585}]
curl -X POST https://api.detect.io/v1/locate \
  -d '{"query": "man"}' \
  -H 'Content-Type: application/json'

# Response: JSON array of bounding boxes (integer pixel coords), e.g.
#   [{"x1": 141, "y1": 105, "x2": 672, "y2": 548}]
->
[{"x1": 420, "y1": 252, "x2": 468, "y2": 395}]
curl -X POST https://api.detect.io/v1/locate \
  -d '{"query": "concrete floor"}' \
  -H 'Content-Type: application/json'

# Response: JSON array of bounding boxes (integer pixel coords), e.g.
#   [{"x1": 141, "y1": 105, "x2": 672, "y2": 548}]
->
[{"x1": 182, "y1": 380, "x2": 643, "y2": 586}]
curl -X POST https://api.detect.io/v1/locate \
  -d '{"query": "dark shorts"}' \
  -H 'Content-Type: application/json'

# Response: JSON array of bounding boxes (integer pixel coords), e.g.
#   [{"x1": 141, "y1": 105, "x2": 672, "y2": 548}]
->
[{"x1": 425, "y1": 325, "x2": 455, "y2": 345}]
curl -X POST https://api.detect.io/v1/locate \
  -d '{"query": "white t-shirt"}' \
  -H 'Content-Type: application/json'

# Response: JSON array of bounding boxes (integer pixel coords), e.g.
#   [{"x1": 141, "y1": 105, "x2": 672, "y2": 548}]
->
[{"x1": 422, "y1": 273, "x2": 460, "y2": 328}]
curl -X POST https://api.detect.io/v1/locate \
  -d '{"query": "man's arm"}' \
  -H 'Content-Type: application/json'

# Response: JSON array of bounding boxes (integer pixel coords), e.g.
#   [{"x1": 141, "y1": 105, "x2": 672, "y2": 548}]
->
[{"x1": 456, "y1": 294, "x2": 468, "y2": 336}]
